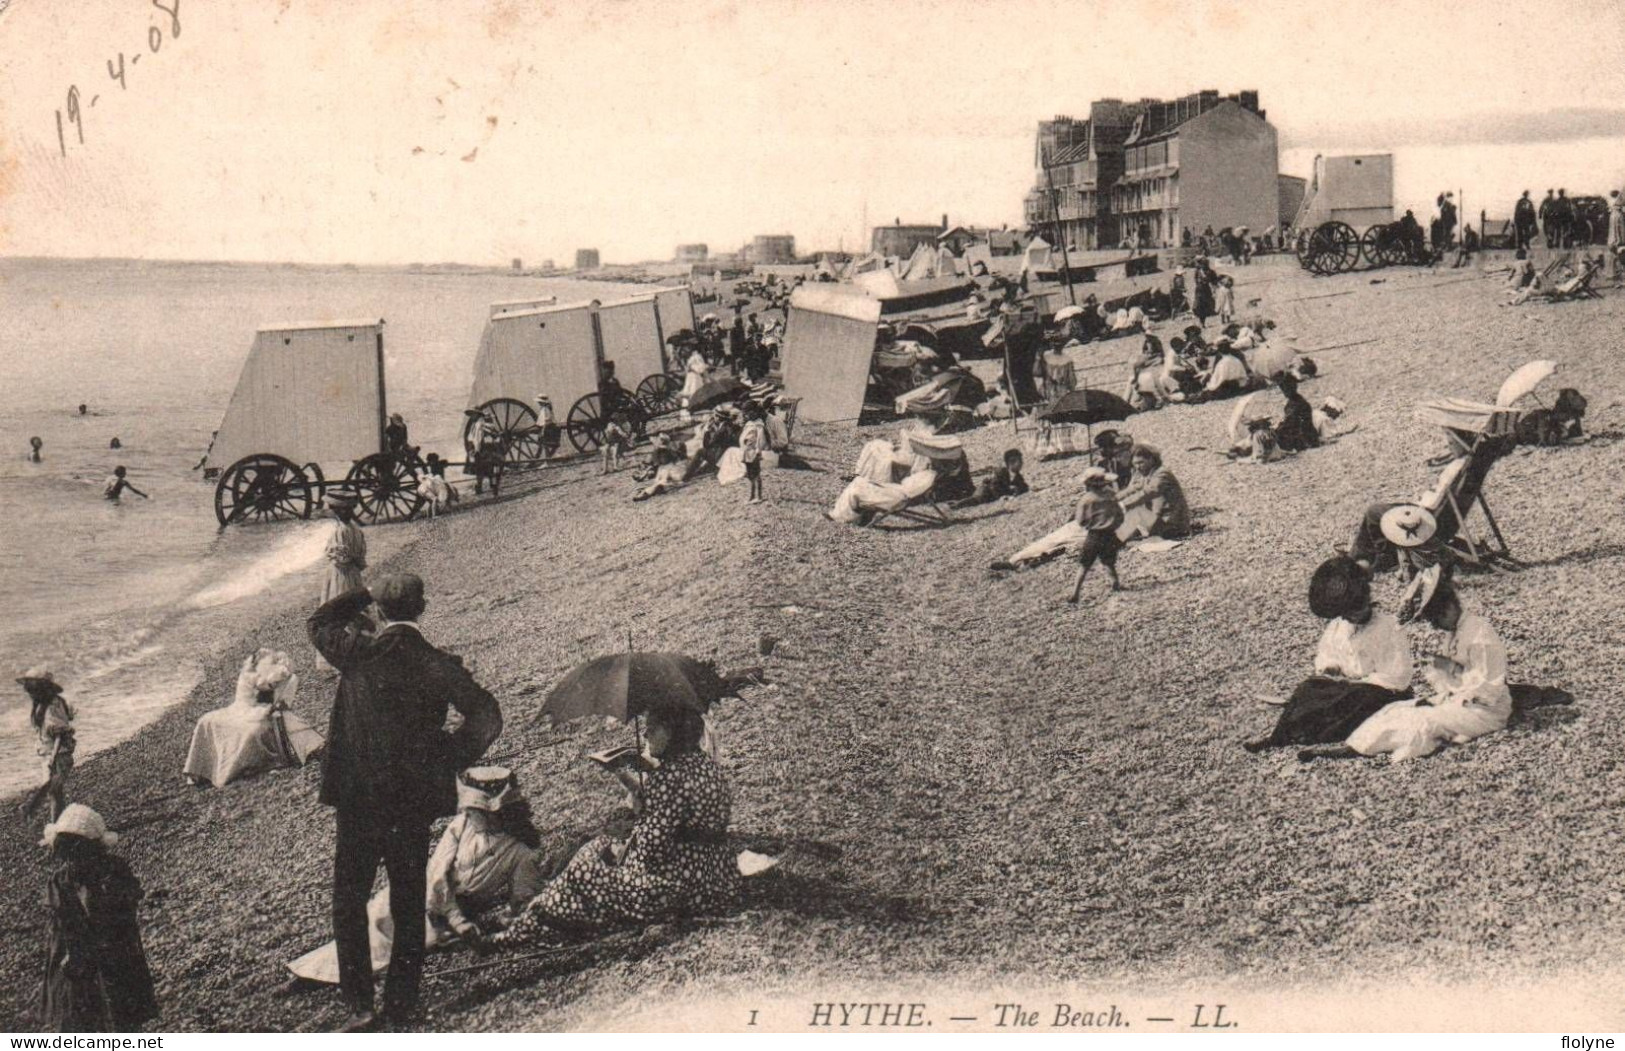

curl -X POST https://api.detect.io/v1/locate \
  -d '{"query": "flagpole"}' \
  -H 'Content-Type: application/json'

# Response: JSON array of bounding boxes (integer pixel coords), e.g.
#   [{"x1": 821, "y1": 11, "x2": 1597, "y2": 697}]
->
[{"x1": 1042, "y1": 142, "x2": 1078, "y2": 306}]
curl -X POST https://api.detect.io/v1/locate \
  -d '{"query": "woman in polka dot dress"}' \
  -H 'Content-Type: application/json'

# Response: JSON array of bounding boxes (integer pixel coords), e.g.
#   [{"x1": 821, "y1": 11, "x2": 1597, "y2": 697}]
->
[{"x1": 496, "y1": 707, "x2": 740, "y2": 942}]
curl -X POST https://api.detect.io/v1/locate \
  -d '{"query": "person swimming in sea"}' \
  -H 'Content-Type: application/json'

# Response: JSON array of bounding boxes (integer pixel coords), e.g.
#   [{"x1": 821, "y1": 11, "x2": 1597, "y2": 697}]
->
[
  {"x1": 103, "y1": 466, "x2": 149, "y2": 502},
  {"x1": 27, "y1": 437, "x2": 43, "y2": 463}
]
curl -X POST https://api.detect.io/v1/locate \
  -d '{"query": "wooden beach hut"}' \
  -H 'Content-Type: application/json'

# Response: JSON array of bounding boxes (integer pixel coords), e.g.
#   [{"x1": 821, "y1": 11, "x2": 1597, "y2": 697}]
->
[
  {"x1": 780, "y1": 285, "x2": 882, "y2": 425},
  {"x1": 206, "y1": 318, "x2": 387, "y2": 476}
]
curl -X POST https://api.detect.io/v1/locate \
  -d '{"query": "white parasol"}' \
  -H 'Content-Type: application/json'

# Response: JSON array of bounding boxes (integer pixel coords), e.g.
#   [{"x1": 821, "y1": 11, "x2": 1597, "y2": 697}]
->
[
  {"x1": 1054, "y1": 305, "x2": 1085, "y2": 322},
  {"x1": 1495, "y1": 359, "x2": 1557, "y2": 407},
  {"x1": 1250, "y1": 341, "x2": 1299, "y2": 380},
  {"x1": 1227, "y1": 390, "x2": 1278, "y2": 446}
]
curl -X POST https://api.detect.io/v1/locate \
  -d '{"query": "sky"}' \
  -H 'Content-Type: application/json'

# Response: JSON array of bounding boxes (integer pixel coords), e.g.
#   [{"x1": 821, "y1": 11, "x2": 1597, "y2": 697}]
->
[{"x1": 2, "y1": 0, "x2": 1623, "y2": 266}]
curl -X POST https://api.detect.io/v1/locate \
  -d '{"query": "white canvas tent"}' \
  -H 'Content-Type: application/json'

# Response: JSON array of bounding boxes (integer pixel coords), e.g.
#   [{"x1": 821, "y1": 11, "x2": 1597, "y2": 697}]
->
[
  {"x1": 1021, "y1": 236, "x2": 1053, "y2": 274},
  {"x1": 206, "y1": 319, "x2": 386, "y2": 473},
  {"x1": 781, "y1": 286, "x2": 883, "y2": 424},
  {"x1": 901, "y1": 242, "x2": 937, "y2": 280}
]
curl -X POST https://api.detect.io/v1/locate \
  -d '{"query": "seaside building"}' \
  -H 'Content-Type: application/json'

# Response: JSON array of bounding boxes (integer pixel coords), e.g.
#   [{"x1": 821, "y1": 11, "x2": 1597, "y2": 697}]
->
[
  {"x1": 574, "y1": 248, "x2": 600, "y2": 269},
  {"x1": 675, "y1": 243, "x2": 709, "y2": 263},
  {"x1": 1025, "y1": 90, "x2": 1278, "y2": 250},
  {"x1": 872, "y1": 218, "x2": 946, "y2": 259},
  {"x1": 749, "y1": 235, "x2": 797, "y2": 264}
]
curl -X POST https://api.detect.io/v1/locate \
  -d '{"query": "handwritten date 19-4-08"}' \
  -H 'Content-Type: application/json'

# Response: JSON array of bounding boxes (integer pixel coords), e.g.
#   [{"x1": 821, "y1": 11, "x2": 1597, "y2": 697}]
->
[{"x1": 55, "y1": 0, "x2": 182, "y2": 158}]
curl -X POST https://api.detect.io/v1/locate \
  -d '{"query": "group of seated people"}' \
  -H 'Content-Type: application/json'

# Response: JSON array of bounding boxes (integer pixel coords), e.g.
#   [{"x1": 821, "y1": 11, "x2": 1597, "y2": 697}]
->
[
  {"x1": 1127, "y1": 322, "x2": 1298, "y2": 411},
  {"x1": 1245, "y1": 554, "x2": 1512, "y2": 763},
  {"x1": 1228, "y1": 375, "x2": 1349, "y2": 463},
  {"x1": 1503, "y1": 253, "x2": 1605, "y2": 304},
  {"x1": 633, "y1": 389, "x2": 793, "y2": 502},
  {"x1": 989, "y1": 437, "x2": 1191, "y2": 580},
  {"x1": 284, "y1": 704, "x2": 746, "y2": 988}
]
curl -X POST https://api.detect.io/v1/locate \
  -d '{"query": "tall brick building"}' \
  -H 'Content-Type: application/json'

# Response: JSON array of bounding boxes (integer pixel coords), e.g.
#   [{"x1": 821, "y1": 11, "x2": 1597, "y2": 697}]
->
[{"x1": 1025, "y1": 90, "x2": 1278, "y2": 250}]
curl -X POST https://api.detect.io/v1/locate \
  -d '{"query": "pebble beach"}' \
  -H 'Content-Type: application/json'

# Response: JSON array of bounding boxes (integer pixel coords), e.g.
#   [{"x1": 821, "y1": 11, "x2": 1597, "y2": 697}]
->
[{"x1": 3, "y1": 254, "x2": 1623, "y2": 1032}]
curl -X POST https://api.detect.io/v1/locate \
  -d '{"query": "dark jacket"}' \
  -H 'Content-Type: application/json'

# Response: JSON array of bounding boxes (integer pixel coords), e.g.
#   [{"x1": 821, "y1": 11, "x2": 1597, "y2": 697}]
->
[{"x1": 309, "y1": 591, "x2": 502, "y2": 822}]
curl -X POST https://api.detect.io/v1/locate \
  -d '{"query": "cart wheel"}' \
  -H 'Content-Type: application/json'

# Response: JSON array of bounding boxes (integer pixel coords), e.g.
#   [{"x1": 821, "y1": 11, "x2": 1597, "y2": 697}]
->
[
  {"x1": 463, "y1": 398, "x2": 542, "y2": 466},
  {"x1": 346, "y1": 454, "x2": 424, "y2": 525},
  {"x1": 214, "y1": 454, "x2": 313, "y2": 527},
  {"x1": 636, "y1": 373, "x2": 682, "y2": 417},
  {"x1": 302, "y1": 462, "x2": 326, "y2": 487},
  {"x1": 1358, "y1": 226, "x2": 1385, "y2": 270},
  {"x1": 566, "y1": 392, "x2": 606, "y2": 453}
]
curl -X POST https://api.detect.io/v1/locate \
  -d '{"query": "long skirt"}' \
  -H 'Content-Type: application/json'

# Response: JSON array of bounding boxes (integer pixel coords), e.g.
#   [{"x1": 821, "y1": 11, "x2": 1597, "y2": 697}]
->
[
  {"x1": 1348, "y1": 698, "x2": 1507, "y2": 761},
  {"x1": 1257, "y1": 677, "x2": 1411, "y2": 747}
]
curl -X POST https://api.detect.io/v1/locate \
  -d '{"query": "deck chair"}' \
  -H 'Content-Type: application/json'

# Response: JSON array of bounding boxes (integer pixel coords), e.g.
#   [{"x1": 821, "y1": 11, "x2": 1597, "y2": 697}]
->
[
  {"x1": 1537, "y1": 260, "x2": 1603, "y2": 301},
  {"x1": 1411, "y1": 400, "x2": 1520, "y2": 567},
  {"x1": 867, "y1": 468, "x2": 954, "y2": 529}
]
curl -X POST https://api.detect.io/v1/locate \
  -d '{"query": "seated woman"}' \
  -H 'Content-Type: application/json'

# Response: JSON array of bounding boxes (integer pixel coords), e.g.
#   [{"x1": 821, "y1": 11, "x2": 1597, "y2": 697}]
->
[
  {"x1": 829, "y1": 465, "x2": 938, "y2": 524},
  {"x1": 1127, "y1": 334, "x2": 1167, "y2": 410},
  {"x1": 1198, "y1": 340, "x2": 1252, "y2": 400},
  {"x1": 494, "y1": 707, "x2": 741, "y2": 943},
  {"x1": 1243, "y1": 556, "x2": 1413, "y2": 752},
  {"x1": 183, "y1": 649, "x2": 322, "y2": 788},
  {"x1": 632, "y1": 444, "x2": 689, "y2": 501},
  {"x1": 1345, "y1": 429, "x2": 1511, "y2": 571},
  {"x1": 1318, "y1": 565, "x2": 1512, "y2": 762},
  {"x1": 284, "y1": 767, "x2": 541, "y2": 984},
  {"x1": 1115, "y1": 444, "x2": 1190, "y2": 540},
  {"x1": 1273, "y1": 374, "x2": 1320, "y2": 453}
]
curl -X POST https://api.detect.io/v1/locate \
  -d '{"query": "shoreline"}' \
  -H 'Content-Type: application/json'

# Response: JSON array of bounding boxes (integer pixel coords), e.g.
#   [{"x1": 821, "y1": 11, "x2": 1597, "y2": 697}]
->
[{"x1": 4, "y1": 263, "x2": 1625, "y2": 1031}]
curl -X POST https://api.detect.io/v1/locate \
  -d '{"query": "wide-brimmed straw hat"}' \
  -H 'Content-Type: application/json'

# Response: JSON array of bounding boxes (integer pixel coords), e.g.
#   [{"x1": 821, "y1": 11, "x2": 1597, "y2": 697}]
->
[
  {"x1": 1380, "y1": 505, "x2": 1437, "y2": 548},
  {"x1": 324, "y1": 492, "x2": 360, "y2": 513},
  {"x1": 1398, "y1": 563, "x2": 1449, "y2": 624},
  {"x1": 1309, "y1": 555, "x2": 1369, "y2": 619},
  {"x1": 41, "y1": 803, "x2": 117, "y2": 849},
  {"x1": 1080, "y1": 466, "x2": 1111, "y2": 488},
  {"x1": 456, "y1": 765, "x2": 516, "y2": 812},
  {"x1": 1322, "y1": 396, "x2": 1347, "y2": 417}
]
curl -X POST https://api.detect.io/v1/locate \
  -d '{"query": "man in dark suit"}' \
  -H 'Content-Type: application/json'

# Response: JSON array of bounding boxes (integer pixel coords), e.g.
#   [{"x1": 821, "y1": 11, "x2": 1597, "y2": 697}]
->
[{"x1": 308, "y1": 573, "x2": 502, "y2": 1032}]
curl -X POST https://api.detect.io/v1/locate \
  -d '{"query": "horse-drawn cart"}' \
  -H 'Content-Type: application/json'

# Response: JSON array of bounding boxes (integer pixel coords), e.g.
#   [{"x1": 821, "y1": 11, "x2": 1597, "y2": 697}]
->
[{"x1": 204, "y1": 319, "x2": 426, "y2": 527}]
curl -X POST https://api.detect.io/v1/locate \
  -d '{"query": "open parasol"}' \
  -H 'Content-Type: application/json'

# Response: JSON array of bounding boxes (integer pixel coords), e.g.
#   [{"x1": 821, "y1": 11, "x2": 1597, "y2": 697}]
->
[
  {"x1": 1250, "y1": 341, "x2": 1299, "y2": 380},
  {"x1": 1053, "y1": 305, "x2": 1085, "y2": 322},
  {"x1": 1039, "y1": 388, "x2": 1135, "y2": 426},
  {"x1": 1228, "y1": 390, "x2": 1281, "y2": 446},
  {"x1": 687, "y1": 377, "x2": 746, "y2": 413},
  {"x1": 1495, "y1": 360, "x2": 1557, "y2": 407},
  {"x1": 539, "y1": 653, "x2": 751, "y2": 726}
]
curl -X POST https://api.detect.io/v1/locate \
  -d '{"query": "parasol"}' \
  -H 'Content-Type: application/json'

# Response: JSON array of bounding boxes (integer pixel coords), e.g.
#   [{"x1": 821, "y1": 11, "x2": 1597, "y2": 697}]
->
[
  {"x1": 1495, "y1": 359, "x2": 1557, "y2": 407},
  {"x1": 687, "y1": 377, "x2": 746, "y2": 413},
  {"x1": 1250, "y1": 341, "x2": 1299, "y2": 380},
  {"x1": 1228, "y1": 390, "x2": 1281, "y2": 446},
  {"x1": 1054, "y1": 305, "x2": 1085, "y2": 322},
  {"x1": 539, "y1": 653, "x2": 751, "y2": 726},
  {"x1": 1039, "y1": 388, "x2": 1135, "y2": 426}
]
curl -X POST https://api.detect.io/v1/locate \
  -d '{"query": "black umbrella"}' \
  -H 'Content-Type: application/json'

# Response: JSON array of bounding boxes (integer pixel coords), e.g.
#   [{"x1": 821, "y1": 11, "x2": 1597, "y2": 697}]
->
[
  {"x1": 539, "y1": 653, "x2": 755, "y2": 726},
  {"x1": 1039, "y1": 388, "x2": 1136, "y2": 425},
  {"x1": 687, "y1": 377, "x2": 746, "y2": 413}
]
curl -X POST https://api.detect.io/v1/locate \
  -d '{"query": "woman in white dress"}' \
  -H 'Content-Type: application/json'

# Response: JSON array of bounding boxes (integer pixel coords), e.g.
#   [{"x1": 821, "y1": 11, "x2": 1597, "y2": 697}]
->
[
  {"x1": 319, "y1": 494, "x2": 366, "y2": 604},
  {"x1": 1341, "y1": 567, "x2": 1512, "y2": 761},
  {"x1": 184, "y1": 649, "x2": 322, "y2": 787},
  {"x1": 283, "y1": 767, "x2": 542, "y2": 986},
  {"x1": 678, "y1": 346, "x2": 710, "y2": 420}
]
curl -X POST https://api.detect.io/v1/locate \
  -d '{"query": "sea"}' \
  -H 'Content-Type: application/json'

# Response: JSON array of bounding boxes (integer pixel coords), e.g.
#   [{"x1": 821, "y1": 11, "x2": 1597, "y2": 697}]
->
[{"x1": 0, "y1": 258, "x2": 649, "y2": 795}]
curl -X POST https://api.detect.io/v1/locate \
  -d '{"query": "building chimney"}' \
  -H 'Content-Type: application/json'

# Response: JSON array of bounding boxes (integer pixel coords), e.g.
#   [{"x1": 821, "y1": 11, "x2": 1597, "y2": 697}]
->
[
  {"x1": 942, "y1": 213, "x2": 949, "y2": 230},
  {"x1": 1239, "y1": 90, "x2": 1259, "y2": 113}
]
